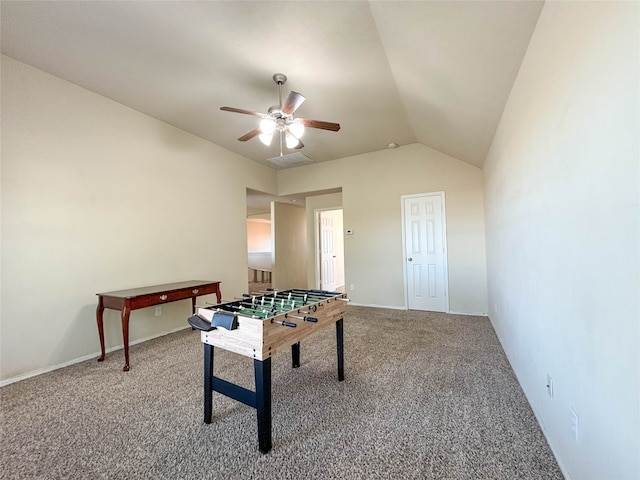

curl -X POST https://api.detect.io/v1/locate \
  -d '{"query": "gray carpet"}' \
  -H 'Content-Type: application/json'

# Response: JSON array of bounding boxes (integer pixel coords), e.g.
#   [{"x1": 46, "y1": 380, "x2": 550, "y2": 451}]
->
[{"x1": 0, "y1": 306, "x2": 562, "y2": 479}]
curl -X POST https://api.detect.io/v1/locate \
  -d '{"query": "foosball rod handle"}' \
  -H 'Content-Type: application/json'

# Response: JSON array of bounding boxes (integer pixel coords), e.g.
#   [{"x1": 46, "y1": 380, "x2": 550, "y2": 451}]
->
[
  {"x1": 272, "y1": 319, "x2": 297, "y2": 328},
  {"x1": 286, "y1": 313, "x2": 318, "y2": 323}
]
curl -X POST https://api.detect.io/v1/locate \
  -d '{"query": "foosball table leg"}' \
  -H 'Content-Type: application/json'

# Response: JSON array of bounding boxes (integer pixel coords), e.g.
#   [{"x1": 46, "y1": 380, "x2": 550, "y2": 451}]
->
[
  {"x1": 254, "y1": 358, "x2": 272, "y2": 454},
  {"x1": 336, "y1": 319, "x2": 344, "y2": 381},
  {"x1": 204, "y1": 344, "x2": 214, "y2": 424},
  {"x1": 291, "y1": 342, "x2": 300, "y2": 368}
]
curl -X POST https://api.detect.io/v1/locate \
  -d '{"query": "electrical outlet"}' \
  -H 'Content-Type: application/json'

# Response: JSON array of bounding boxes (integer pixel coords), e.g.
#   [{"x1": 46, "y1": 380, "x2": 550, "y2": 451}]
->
[
  {"x1": 570, "y1": 407, "x2": 579, "y2": 441},
  {"x1": 546, "y1": 374, "x2": 553, "y2": 398},
  {"x1": 155, "y1": 306, "x2": 162, "y2": 316},
  {"x1": 349, "y1": 283, "x2": 355, "y2": 291}
]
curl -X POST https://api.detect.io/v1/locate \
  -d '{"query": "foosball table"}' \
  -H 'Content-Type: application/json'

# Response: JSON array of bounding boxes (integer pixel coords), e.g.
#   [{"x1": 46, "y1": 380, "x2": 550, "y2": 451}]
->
[{"x1": 189, "y1": 288, "x2": 349, "y2": 453}]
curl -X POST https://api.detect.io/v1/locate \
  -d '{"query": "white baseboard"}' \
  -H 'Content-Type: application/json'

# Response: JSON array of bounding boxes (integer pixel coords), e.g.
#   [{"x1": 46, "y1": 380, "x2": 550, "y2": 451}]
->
[
  {"x1": 349, "y1": 303, "x2": 488, "y2": 317},
  {"x1": 0, "y1": 325, "x2": 191, "y2": 387},
  {"x1": 348, "y1": 302, "x2": 407, "y2": 310},
  {"x1": 448, "y1": 310, "x2": 489, "y2": 316}
]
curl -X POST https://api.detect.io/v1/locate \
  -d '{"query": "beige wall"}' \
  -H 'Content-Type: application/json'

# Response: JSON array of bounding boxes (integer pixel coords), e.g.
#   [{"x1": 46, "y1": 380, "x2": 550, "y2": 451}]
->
[
  {"x1": 483, "y1": 2, "x2": 639, "y2": 479},
  {"x1": 247, "y1": 219, "x2": 271, "y2": 252},
  {"x1": 279, "y1": 143, "x2": 487, "y2": 313},
  {"x1": 0, "y1": 56, "x2": 277, "y2": 382},
  {"x1": 271, "y1": 202, "x2": 307, "y2": 290}
]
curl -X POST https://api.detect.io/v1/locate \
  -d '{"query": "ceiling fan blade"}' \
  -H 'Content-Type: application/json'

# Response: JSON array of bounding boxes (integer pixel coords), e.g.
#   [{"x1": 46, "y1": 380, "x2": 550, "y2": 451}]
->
[
  {"x1": 298, "y1": 118, "x2": 341, "y2": 132},
  {"x1": 281, "y1": 91, "x2": 305, "y2": 115},
  {"x1": 238, "y1": 128, "x2": 261, "y2": 142},
  {"x1": 220, "y1": 106, "x2": 265, "y2": 117}
]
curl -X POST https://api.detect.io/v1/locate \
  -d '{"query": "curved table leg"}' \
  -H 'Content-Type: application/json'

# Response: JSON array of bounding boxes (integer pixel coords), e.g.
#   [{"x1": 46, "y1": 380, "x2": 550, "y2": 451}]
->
[
  {"x1": 96, "y1": 297, "x2": 106, "y2": 362},
  {"x1": 121, "y1": 304, "x2": 131, "y2": 371}
]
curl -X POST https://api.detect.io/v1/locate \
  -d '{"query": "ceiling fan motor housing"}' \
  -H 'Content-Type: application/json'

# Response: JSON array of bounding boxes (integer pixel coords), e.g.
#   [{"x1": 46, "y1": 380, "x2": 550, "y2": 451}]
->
[
  {"x1": 267, "y1": 106, "x2": 285, "y2": 119},
  {"x1": 273, "y1": 73, "x2": 287, "y2": 85}
]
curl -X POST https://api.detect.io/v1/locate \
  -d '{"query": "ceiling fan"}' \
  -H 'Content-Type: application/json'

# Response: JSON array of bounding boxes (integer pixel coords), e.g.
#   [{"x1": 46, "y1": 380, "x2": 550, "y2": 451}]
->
[{"x1": 220, "y1": 73, "x2": 341, "y2": 155}]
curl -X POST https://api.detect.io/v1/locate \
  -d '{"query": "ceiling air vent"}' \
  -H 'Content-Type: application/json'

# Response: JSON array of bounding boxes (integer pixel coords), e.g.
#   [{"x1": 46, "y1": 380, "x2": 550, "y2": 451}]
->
[{"x1": 267, "y1": 152, "x2": 313, "y2": 168}]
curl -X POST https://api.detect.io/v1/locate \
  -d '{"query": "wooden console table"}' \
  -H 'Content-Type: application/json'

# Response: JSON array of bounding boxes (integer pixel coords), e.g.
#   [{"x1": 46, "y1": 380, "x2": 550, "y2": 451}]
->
[{"x1": 96, "y1": 280, "x2": 221, "y2": 371}]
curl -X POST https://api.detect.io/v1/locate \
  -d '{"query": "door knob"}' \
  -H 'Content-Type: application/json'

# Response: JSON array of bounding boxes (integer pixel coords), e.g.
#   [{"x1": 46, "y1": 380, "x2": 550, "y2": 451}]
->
[{"x1": 408, "y1": 257, "x2": 413, "y2": 261}]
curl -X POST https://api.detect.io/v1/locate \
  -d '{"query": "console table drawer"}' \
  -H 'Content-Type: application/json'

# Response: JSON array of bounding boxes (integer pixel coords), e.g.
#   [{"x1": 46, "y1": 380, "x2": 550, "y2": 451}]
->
[
  {"x1": 151, "y1": 290, "x2": 192, "y2": 305},
  {"x1": 103, "y1": 295, "x2": 151, "y2": 310},
  {"x1": 189, "y1": 283, "x2": 219, "y2": 297},
  {"x1": 127, "y1": 296, "x2": 152, "y2": 309}
]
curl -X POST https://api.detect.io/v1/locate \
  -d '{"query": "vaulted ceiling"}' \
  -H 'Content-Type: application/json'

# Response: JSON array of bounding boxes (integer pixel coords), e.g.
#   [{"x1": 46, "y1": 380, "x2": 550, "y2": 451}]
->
[{"x1": 1, "y1": 1, "x2": 543, "y2": 170}]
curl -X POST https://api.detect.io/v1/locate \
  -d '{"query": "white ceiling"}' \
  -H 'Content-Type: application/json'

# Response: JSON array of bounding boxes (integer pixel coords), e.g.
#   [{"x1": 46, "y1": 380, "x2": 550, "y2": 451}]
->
[{"x1": 1, "y1": 0, "x2": 543, "y2": 172}]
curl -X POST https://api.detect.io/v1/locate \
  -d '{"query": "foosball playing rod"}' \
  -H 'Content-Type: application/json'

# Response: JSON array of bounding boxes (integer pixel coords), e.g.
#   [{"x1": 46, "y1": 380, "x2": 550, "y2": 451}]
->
[
  {"x1": 215, "y1": 292, "x2": 337, "y2": 313},
  {"x1": 216, "y1": 304, "x2": 317, "y2": 325},
  {"x1": 286, "y1": 291, "x2": 335, "y2": 301},
  {"x1": 206, "y1": 300, "x2": 258, "y2": 307},
  {"x1": 220, "y1": 304, "x2": 307, "y2": 320},
  {"x1": 235, "y1": 306, "x2": 296, "y2": 318},
  {"x1": 269, "y1": 298, "x2": 321, "y2": 310},
  {"x1": 257, "y1": 291, "x2": 329, "y2": 304},
  {"x1": 229, "y1": 300, "x2": 305, "y2": 315},
  {"x1": 290, "y1": 289, "x2": 343, "y2": 298},
  {"x1": 271, "y1": 319, "x2": 297, "y2": 328},
  {"x1": 238, "y1": 296, "x2": 319, "y2": 311},
  {"x1": 215, "y1": 298, "x2": 300, "y2": 312},
  {"x1": 241, "y1": 295, "x2": 314, "y2": 309},
  {"x1": 258, "y1": 289, "x2": 327, "y2": 299},
  {"x1": 284, "y1": 291, "x2": 351, "y2": 303},
  {"x1": 263, "y1": 288, "x2": 338, "y2": 295},
  {"x1": 230, "y1": 299, "x2": 281, "y2": 310},
  {"x1": 285, "y1": 313, "x2": 318, "y2": 323},
  {"x1": 245, "y1": 289, "x2": 333, "y2": 305},
  {"x1": 207, "y1": 301, "x2": 275, "y2": 313},
  {"x1": 218, "y1": 304, "x2": 273, "y2": 319},
  {"x1": 228, "y1": 303, "x2": 319, "y2": 321},
  {"x1": 261, "y1": 289, "x2": 331, "y2": 299}
]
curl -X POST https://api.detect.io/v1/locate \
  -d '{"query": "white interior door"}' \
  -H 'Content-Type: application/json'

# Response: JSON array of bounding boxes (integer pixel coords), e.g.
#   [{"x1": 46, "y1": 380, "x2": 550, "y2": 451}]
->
[
  {"x1": 403, "y1": 193, "x2": 449, "y2": 312},
  {"x1": 319, "y1": 212, "x2": 336, "y2": 291}
]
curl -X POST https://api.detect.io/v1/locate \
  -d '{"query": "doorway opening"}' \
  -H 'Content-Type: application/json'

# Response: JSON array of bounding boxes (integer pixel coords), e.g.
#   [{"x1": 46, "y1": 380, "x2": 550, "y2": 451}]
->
[
  {"x1": 315, "y1": 208, "x2": 345, "y2": 292},
  {"x1": 247, "y1": 216, "x2": 272, "y2": 293}
]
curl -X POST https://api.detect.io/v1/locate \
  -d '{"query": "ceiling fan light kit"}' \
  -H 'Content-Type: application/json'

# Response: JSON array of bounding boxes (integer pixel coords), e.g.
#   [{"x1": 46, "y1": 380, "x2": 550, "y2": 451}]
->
[{"x1": 220, "y1": 73, "x2": 340, "y2": 157}]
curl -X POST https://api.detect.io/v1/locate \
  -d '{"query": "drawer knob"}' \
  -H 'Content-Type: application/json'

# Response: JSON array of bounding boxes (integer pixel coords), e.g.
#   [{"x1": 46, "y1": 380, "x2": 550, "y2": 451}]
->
[
  {"x1": 192, "y1": 289, "x2": 199, "y2": 294},
  {"x1": 159, "y1": 295, "x2": 168, "y2": 301}
]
